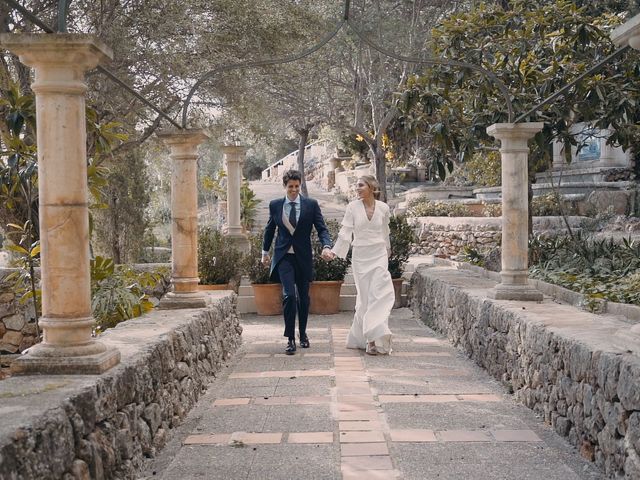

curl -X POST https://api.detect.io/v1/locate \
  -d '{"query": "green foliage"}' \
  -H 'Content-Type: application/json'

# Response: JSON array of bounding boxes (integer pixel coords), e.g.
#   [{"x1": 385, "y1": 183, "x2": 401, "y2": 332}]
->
[
  {"x1": 529, "y1": 233, "x2": 640, "y2": 308},
  {"x1": 312, "y1": 219, "x2": 350, "y2": 281},
  {"x1": 198, "y1": 226, "x2": 243, "y2": 285},
  {"x1": 0, "y1": 84, "x2": 38, "y2": 235},
  {"x1": 483, "y1": 203, "x2": 502, "y2": 217},
  {"x1": 457, "y1": 245, "x2": 485, "y2": 267},
  {"x1": 531, "y1": 192, "x2": 576, "y2": 216},
  {"x1": 201, "y1": 169, "x2": 227, "y2": 202},
  {"x1": 461, "y1": 151, "x2": 501, "y2": 187},
  {"x1": 4, "y1": 221, "x2": 41, "y2": 334},
  {"x1": 240, "y1": 181, "x2": 261, "y2": 231},
  {"x1": 92, "y1": 147, "x2": 150, "y2": 263},
  {"x1": 406, "y1": 196, "x2": 469, "y2": 217},
  {"x1": 244, "y1": 233, "x2": 274, "y2": 284},
  {"x1": 388, "y1": 215, "x2": 416, "y2": 278},
  {"x1": 243, "y1": 152, "x2": 268, "y2": 180},
  {"x1": 396, "y1": 0, "x2": 640, "y2": 179},
  {"x1": 91, "y1": 256, "x2": 166, "y2": 332}
]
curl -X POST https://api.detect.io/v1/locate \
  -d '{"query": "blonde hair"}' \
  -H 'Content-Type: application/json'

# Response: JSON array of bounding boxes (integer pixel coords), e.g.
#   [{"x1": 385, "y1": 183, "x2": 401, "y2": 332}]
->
[{"x1": 358, "y1": 175, "x2": 381, "y2": 200}]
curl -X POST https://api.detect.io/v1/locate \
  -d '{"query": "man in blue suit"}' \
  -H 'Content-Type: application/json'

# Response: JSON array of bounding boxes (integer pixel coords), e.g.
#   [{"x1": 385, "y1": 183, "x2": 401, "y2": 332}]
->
[{"x1": 261, "y1": 170, "x2": 333, "y2": 355}]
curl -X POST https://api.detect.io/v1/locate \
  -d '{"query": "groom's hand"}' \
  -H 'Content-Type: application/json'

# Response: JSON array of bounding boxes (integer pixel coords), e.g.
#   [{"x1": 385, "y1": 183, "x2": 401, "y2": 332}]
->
[
  {"x1": 321, "y1": 247, "x2": 335, "y2": 261},
  {"x1": 261, "y1": 253, "x2": 271, "y2": 266}
]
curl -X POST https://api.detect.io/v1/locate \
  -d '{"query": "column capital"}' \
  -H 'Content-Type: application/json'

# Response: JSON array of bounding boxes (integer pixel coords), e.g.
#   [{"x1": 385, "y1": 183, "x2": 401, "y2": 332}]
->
[
  {"x1": 158, "y1": 129, "x2": 209, "y2": 159},
  {"x1": 0, "y1": 33, "x2": 111, "y2": 69},
  {"x1": 486, "y1": 122, "x2": 544, "y2": 142},
  {"x1": 0, "y1": 34, "x2": 113, "y2": 95},
  {"x1": 222, "y1": 145, "x2": 247, "y2": 162},
  {"x1": 612, "y1": 13, "x2": 640, "y2": 50},
  {"x1": 158, "y1": 128, "x2": 209, "y2": 148}
]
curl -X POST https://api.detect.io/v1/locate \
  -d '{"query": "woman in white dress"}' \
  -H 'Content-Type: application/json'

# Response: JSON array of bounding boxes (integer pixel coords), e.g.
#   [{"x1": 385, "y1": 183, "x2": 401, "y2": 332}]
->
[{"x1": 330, "y1": 175, "x2": 394, "y2": 355}]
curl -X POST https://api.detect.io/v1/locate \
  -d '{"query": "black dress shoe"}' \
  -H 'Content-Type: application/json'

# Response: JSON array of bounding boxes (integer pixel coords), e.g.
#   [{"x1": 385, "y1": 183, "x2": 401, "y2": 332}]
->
[
  {"x1": 299, "y1": 334, "x2": 310, "y2": 348},
  {"x1": 285, "y1": 338, "x2": 296, "y2": 355}
]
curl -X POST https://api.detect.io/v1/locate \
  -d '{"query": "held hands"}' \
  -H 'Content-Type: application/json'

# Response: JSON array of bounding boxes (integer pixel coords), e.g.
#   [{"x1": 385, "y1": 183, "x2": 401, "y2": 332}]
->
[
  {"x1": 321, "y1": 247, "x2": 336, "y2": 261},
  {"x1": 261, "y1": 254, "x2": 271, "y2": 266}
]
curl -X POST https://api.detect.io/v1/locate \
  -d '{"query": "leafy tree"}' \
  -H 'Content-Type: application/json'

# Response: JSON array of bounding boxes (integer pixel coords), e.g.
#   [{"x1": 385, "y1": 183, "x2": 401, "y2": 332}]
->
[
  {"x1": 92, "y1": 147, "x2": 151, "y2": 264},
  {"x1": 397, "y1": 0, "x2": 640, "y2": 180}
]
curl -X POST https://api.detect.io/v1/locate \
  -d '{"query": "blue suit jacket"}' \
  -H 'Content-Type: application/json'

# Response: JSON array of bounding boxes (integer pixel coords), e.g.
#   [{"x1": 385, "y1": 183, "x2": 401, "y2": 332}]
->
[{"x1": 262, "y1": 196, "x2": 332, "y2": 283}]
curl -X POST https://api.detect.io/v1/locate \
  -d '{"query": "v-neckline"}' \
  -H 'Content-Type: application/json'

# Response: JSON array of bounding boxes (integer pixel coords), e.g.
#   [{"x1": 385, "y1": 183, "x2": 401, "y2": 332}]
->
[{"x1": 361, "y1": 199, "x2": 376, "y2": 222}]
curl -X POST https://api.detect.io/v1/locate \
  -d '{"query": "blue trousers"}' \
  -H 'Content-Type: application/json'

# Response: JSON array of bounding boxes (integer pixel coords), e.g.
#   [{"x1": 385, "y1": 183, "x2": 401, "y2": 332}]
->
[{"x1": 277, "y1": 254, "x2": 310, "y2": 339}]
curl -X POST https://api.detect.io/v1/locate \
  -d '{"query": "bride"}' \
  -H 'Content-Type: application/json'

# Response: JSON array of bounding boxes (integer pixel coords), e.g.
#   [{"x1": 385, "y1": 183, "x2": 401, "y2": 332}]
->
[{"x1": 329, "y1": 175, "x2": 394, "y2": 355}]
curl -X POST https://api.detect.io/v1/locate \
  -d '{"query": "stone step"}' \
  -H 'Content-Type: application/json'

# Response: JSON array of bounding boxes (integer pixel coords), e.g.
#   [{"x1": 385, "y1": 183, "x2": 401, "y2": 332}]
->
[{"x1": 237, "y1": 295, "x2": 256, "y2": 314}]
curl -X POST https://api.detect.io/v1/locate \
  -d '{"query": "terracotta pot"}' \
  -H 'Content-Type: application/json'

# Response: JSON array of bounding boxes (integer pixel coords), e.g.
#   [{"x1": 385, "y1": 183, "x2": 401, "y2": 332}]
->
[
  {"x1": 252, "y1": 283, "x2": 283, "y2": 316},
  {"x1": 309, "y1": 281, "x2": 343, "y2": 315},
  {"x1": 392, "y1": 277, "x2": 404, "y2": 309}
]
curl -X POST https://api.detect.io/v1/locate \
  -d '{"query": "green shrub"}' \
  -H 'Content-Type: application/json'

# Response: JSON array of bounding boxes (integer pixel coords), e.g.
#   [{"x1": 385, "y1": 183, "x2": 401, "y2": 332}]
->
[
  {"x1": 198, "y1": 226, "x2": 243, "y2": 285},
  {"x1": 531, "y1": 192, "x2": 577, "y2": 216},
  {"x1": 312, "y1": 219, "x2": 350, "y2": 281},
  {"x1": 91, "y1": 256, "x2": 167, "y2": 332},
  {"x1": 446, "y1": 150, "x2": 501, "y2": 187},
  {"x1": 482, "y1": 203, "x2": 502, "y2": 217},
  {"x1": 244, "y1": 233, "x2": 275, "y2": 284},
  {"x1": 406, "y1": 196, "x2": 469, "y2": 217},
  {"x1": 388, "y1": 215, "x2": 416, "y2": 278},
  {"x1": 529, "y1": 233, "x2": 640, "y2": 308},
  {"x1": 240, "y1": 181, "x2": 261, "y2": 230},
  {"x1": 457, "y1": 246, "x2": 485, "y2": 267}
]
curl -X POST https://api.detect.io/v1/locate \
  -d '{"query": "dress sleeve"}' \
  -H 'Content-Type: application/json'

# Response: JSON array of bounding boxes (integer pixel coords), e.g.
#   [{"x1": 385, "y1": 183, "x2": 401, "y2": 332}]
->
[
  {"x1": 382, "y1": 203, "x2": 391, "y2": 250},
  {"x1": 332, "y1": 203, "x2": 354, "y2": 259}
]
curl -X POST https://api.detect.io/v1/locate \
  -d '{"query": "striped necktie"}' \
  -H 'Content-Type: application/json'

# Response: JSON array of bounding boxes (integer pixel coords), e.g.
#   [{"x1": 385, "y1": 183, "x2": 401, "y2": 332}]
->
[{"x1": 289, "y1": 202, "x2": 297, "y2": 228}]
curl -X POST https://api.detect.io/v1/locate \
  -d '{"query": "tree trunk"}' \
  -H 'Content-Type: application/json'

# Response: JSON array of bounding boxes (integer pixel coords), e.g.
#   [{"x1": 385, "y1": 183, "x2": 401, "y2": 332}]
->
[
  {"x1": 296, "y1": 128, "x2": 310, "y2": 198},
  {"x1": 110, "y1": 194, "x2": 122, "y2": 264},
  {"x1": 372, "y1": 144, "x2": 388, "y2": 203}
]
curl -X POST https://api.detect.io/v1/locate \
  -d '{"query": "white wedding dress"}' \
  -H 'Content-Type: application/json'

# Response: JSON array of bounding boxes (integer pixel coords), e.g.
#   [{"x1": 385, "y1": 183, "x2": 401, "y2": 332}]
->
[{"x1": 332, "y1": 199, "x2": 394, "y2": 354}]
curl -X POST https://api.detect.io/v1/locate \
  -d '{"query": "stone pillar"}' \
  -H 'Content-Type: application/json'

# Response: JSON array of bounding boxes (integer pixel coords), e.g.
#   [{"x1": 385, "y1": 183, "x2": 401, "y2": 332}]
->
[
  {"x1": 222, "y1": 145, "x2": 250, "y2": 252},
  {"x1": 158, "y1": 129, "x2": 209, "y2": 309},
  {"x1": 612, "y1": 13, "x2": 640, "y2": 50},
  {"x1": 486, "y1": 123, "x2": 544, "y2": 301},
  {"x1": 552, "y1": 139, "x2": 568, "y2": 170},
  {"x1": 0, "y1": 34, "x2": 120, "y2": 374}
]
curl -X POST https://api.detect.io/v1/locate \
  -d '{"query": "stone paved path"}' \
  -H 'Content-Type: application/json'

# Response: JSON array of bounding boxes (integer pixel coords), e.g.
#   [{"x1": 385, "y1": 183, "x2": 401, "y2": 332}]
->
[{"x1": 141, "y1": 309, "x2": 603, "y2": 480}]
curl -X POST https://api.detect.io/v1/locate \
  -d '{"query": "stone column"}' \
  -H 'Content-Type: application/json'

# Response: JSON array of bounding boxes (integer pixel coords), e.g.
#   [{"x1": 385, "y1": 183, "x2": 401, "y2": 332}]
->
[
  {"x1": 0, "y1": 34, "x2": 120, "y2": 374},
  {"x1": 487, "y1": 123, "x2": 544, "y2": 301},
  {"x1": 222, "y1": 145, "x2": 250, "y2": 252},
  {"x1": 158, "y1": 129, "x2": 209, "y2": 309},
  {"x1": 552, "y1": 139, "x2": 568, "y2": 170},
  {"x1": 612, "y1": 13, "x2": 640, "y2": 50}
]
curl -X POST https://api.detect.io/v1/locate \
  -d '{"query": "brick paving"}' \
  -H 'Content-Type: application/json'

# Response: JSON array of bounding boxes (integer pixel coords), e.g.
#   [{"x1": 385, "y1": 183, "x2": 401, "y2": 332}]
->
[{"x1": 142, "y1": 309, "x2": 604, "y2": 480}]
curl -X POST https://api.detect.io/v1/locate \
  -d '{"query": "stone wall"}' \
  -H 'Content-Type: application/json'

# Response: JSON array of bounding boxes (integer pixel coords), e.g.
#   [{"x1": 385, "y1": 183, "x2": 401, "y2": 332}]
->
[
  {"x1": 0, "y1": 292, "x2": 242, "y2": 480},
  {"x1": 0, "y1": 265, "x2": 171, "y2": 355},
  {"x1": 0, "y1": 271, "x2": 38, "y2": 354},
  {"x1": 409, "y1": 265, "x2": 640, "y2": 479},
  {"x1": 410, "y1": 216, "x2": 588, "y2": 257}
]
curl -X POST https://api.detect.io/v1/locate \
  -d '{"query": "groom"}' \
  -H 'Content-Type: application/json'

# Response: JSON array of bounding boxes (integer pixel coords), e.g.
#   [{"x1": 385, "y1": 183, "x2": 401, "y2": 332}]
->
[{"x1": 261, "y1": 169, "x2": 333, "y2": 355}]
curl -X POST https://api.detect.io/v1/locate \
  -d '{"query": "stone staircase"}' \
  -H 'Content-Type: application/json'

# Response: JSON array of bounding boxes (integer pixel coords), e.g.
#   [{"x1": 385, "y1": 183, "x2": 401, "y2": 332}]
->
[{"x1": 237, "y1": 262, "x2": 417, "y2": 315}]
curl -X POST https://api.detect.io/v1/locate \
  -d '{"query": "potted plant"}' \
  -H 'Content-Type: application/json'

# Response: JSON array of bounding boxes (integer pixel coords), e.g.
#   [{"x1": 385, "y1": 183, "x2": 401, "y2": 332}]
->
[
  {"x1": 244, "y1": 233, "x2": 282, "y2": 315},
  {"x1": 310, "y1": 220, "x2": 350, "y2": 314},
  {"x1": 198, "y1": 226, "x2": 242, "y2": 291},
  {"x1": 388, "y1": 215, "x2": 416, "y2": 308}
]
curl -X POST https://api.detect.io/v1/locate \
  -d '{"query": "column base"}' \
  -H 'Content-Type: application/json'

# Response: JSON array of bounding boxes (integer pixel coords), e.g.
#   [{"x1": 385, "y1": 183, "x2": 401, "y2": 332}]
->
[
  {"x1": 11, "y1": 341, "x2": 120, "y2": 375},
  {"x1": 225, "y1": 232, "x2": 251, "y2": 254},
  {"x1": 489, "y1": 283, "x2": 544, "y2": 302},
  {"x1": 159, "y1": 291, "x2": 207, "y2": 309}
]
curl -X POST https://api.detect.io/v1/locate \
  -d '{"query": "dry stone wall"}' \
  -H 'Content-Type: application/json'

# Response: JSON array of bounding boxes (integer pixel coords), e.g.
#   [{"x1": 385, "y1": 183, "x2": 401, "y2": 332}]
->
[
  {"x1": 0, "y1": 293, "x2": 242, "y2": 480},
  {"x1": 410, "y1": 216, "x2": 588, "y2": 257},
  {"x1": 0, "y1": 275, "x2": 38, "y2": 354},
  {"x1": 410, "y1": 265, "x2": 640, "y2": 479}
]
